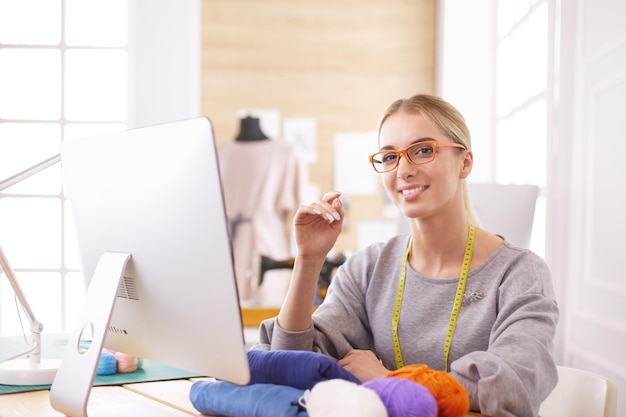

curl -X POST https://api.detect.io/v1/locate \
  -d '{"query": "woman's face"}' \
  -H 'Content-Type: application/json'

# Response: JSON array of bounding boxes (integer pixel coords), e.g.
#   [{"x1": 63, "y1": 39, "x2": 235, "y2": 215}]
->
[{"x1": 378, "y1": 111, "x2": 471, "y2": 220}]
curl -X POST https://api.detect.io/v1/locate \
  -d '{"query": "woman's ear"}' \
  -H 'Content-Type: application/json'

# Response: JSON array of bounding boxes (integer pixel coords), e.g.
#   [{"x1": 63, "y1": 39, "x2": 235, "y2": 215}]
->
[{"x1": 460, "y1": 150, "x2": 473, "y2": 179}]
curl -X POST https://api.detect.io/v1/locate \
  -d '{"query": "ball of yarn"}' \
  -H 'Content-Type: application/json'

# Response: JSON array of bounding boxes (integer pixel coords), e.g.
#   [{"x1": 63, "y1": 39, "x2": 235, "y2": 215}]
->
[
  {"x1": 301, "y1": 379, "x2": 388, "y2": 417},
  {"x1": 96, "y1": 351, "x2": 117, "y2": 375},
  {"x1": 115, "y1": 351, "x2": 139, "y2": 373},
  {"x1": 364, "y1": 377, "x2": 437, "y2": 417},
  {"x1": 387, "y1": 364, "x2": 470, "y2": 417}
]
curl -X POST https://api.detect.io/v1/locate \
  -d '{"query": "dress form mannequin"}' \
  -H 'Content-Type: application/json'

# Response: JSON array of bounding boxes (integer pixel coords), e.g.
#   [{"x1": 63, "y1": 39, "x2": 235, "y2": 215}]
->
[
  {"x1": 219, "y1": 116, "x2": 306, "y2": 305},
  {"x1": 235, "y1": 116, "x2": 269, "y2": 141}
]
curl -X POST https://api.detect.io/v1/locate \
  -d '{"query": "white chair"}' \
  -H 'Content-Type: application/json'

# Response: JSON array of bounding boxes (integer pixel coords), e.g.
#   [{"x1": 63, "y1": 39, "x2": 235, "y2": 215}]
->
[{"x1": 539, "y1": 366, "x2": 618, "y2": 417}]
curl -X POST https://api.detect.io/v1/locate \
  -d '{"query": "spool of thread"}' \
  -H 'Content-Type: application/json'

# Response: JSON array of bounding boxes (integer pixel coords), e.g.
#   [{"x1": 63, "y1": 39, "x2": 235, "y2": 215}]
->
[
  {"x1": 115, "y1": 351, "x2": 139, "y2": 373},
  {"x1": 96, "y1": 351, "x2": 117, "y2": 375},
  {"x1": 387, "y1": 364, "x2": 470, "y2": 417},
  {"x1": 301, "y1": 379, "x2": 388, "y2": 417},
  {"x1": 364, "y1": 377, "x2": 437, "y2": 417}
]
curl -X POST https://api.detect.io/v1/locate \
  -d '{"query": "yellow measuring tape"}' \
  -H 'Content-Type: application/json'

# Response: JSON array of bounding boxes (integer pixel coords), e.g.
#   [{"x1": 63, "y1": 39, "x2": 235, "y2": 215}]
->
[{"x1": 392, "y1": 224, "x2": 475, "y2": 372}]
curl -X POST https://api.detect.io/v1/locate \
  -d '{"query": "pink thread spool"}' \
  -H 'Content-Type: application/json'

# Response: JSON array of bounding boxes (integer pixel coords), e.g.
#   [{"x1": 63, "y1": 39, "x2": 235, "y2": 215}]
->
[{"x1": 114, "y1": 351, "x2": 139, "y2": 373}]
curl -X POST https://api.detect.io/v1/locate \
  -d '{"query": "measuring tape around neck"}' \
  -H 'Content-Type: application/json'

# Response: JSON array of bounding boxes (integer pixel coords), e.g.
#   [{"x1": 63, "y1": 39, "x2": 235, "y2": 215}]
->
[{"x1": 392, "y1": 224, "x2": 475, "y2": 372}]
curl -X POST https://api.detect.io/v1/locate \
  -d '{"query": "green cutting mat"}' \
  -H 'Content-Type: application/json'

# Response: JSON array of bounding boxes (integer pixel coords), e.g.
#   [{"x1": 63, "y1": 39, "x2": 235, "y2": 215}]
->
[{"x1": 0, "y1": 334, "x2": 204, "y2": 395}]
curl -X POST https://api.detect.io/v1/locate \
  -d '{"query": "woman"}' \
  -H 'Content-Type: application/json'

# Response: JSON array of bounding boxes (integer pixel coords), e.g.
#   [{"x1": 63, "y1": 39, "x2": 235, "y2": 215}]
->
[{"x1": 254, "y1": 94, "x2": 559, "y2": 416}]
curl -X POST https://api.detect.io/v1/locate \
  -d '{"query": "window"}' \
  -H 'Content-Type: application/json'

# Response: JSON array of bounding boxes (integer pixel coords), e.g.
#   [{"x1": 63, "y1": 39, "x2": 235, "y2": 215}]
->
[
  {"x1": 495, "y1": 0, "x2": 551, "y2": 255},
  {"x1": 439, "y1": 0, "x2": 553, "y2": 256},
  {"x1": 0, "y1": 0, "x2": 128, "y2": 335}
]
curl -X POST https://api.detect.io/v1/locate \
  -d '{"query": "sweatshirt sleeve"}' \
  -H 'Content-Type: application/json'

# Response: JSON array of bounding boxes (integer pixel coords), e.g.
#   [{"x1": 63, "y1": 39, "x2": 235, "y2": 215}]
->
[
  {"x1": 450, "y1": 254, "x2": 559, "y2": 417},
  {"x1": 253, "y1": 246, "x2": 380, "y2": 359},
  {"x1": 253, "y1": 310, "x2": 362, "y2": 359}
]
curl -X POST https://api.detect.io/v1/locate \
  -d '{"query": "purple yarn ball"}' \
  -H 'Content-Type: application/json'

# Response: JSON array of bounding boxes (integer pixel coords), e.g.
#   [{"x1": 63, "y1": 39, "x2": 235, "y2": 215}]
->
[{"x1": 364, "y1": 377, "x2": 437, "y2": 417}]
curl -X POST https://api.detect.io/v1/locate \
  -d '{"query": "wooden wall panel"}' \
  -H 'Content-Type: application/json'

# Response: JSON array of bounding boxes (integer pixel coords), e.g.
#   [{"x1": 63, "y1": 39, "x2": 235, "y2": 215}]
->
[{"x1": 201, "y1": 0, "x2": 436, "y2": 254}]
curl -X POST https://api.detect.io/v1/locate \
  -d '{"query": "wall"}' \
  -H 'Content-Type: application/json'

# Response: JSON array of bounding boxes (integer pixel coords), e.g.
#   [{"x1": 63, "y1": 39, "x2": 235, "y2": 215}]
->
[
  {"x1": 552, "y1": 0, "x2": 626, "y2": 413},
  {"x1": 200, "y1": 0, "x2": 437, "y2": 254},
  {"x1": 127, "y1": 0, "x2": 201, "y2": 129}
]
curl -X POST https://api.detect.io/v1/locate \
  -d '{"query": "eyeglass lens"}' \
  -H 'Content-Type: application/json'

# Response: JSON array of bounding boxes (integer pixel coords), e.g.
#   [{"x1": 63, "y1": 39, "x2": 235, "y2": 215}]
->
[{"x1": 372, "y1": 142, "x2": 436, "y2": 172}]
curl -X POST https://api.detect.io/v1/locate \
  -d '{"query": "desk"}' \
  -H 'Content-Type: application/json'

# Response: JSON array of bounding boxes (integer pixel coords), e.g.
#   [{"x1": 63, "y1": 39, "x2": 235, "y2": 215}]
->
[
  {"x1": 0, "y1": 379, "x2": 485, "y2": 417},
  {"x1": 240, "y1": 306, "x2": 281, "y2": 327},
  {"x1": 0, "y1": 379, "x2": 204, "y2": 417}
]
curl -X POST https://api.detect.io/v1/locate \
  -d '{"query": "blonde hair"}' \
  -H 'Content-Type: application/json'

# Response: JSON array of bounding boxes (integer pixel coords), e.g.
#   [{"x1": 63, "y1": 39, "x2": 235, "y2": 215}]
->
[{"x1": 378, "y1": 94, "x2": 479, "y2": 225}]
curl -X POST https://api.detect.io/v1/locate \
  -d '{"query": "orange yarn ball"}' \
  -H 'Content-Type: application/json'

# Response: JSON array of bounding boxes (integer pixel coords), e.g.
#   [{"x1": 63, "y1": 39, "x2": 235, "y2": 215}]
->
[{"x1": 387, "y1": 364, "x2": 470, "y2": 417}]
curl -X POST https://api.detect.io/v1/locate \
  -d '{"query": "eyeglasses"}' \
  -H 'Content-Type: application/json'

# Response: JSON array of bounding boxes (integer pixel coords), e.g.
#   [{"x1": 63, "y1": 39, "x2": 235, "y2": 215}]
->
[{"x1": 368, "y1": 140, "x2": 466, "y2": 173}]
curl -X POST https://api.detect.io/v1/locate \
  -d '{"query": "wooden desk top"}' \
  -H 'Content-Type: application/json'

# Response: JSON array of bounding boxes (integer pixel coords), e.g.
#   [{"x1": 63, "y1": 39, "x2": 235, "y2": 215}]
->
[
  {"x1": 0, "y1": 384, "x2": 193, "y2": 417},
  {"x1": 0, "y1": 379, "x2": 484, "y2": 417}
]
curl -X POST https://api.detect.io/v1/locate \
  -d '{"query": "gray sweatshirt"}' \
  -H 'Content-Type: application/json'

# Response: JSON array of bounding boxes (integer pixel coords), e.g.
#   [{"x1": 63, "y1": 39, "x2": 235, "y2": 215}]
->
[{"x1": 254, "y1": 235, "x2": 559, "y2": 417}]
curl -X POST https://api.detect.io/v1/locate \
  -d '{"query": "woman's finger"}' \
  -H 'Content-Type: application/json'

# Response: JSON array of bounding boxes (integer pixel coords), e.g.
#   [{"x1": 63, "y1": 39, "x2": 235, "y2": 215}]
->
[{"x1": 298, "y1": 191, "x2": 343, "y2": 224}]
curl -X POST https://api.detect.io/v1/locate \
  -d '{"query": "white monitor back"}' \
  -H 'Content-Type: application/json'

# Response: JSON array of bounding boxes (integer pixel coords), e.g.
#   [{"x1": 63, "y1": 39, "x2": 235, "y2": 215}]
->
[
  {"x1": 59, "y1": 117, "x2": 249, "y2": 384},
  {"x1": 396, "y1": 183, "x2": 539, "y2": 249},
  {"x1": 468, "y1": 183, "x2": 539, "y2": 248}
]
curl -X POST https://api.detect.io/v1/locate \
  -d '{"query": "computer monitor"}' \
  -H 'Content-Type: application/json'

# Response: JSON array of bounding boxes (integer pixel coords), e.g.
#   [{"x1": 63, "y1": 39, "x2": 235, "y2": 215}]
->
[{"x1": 50, "y1": 117, "x2": 250, "y2": 416}]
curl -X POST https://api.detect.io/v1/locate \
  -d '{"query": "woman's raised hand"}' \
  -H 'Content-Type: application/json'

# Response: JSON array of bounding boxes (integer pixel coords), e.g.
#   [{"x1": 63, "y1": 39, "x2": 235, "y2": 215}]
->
[{"x1": 293, "y1": 191, "x2": 344, "y2": 258}]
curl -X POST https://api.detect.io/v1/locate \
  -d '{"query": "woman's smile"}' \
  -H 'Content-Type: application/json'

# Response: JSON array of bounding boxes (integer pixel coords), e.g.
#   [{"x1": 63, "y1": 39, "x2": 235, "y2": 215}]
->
[{"x1": 399, "y1": 184, "x2": 428, "y2": 200}]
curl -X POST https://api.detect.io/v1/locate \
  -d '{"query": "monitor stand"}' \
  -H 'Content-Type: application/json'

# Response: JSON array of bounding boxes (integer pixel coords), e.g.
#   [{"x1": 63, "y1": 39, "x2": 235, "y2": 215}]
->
[{"x1": 49, "y1": 252, "x2": 186, "y2": 417}]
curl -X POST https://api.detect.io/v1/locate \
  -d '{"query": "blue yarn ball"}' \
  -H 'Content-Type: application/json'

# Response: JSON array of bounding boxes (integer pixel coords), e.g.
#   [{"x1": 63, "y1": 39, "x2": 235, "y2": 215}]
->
[
  {"x1": 96, "y1": 351, "x2": 117, "y2": 376},
  {"x1": 364, "y1": 377, "x2": 437, "y2": 417}
]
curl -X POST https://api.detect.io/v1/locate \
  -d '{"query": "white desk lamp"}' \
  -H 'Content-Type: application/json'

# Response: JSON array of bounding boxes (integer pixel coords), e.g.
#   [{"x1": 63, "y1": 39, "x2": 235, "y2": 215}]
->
[{"x1": 0, "y1": 154, "x2": 63, "y2": 385}]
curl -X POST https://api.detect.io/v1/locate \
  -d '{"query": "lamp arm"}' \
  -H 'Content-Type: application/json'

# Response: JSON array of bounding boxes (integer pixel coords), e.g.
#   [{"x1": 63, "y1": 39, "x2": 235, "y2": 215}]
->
[
  {"x1": 0, "y1": 245, "x2": 43, "y2": 334},
  {"x1": 0, "y1": 154, "x2": 61, "y2": 192},
  {"x1": 0, "y1": 154, "x2": 61, "y2": 365}
]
